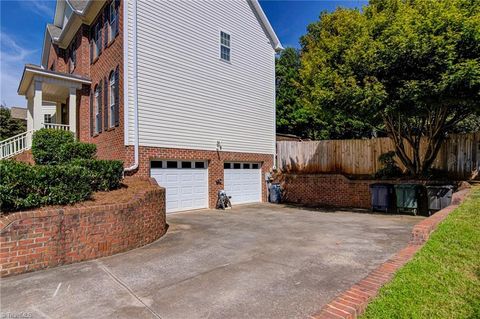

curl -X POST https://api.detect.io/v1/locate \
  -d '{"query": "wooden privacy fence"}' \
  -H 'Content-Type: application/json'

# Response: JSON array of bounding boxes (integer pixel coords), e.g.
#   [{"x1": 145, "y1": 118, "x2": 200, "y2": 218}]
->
[{"x1": 276, "y1": 132, "x2": 480, "y2": 179}]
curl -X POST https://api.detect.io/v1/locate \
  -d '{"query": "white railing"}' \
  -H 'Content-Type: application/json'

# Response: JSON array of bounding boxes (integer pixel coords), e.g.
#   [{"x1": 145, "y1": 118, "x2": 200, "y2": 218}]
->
[
  {"x1": 0, "y1": 130, "x2": 33, "y2": 159},
  {"x1": 43, "y1": 123, "x2": 70, "y2": 131}
]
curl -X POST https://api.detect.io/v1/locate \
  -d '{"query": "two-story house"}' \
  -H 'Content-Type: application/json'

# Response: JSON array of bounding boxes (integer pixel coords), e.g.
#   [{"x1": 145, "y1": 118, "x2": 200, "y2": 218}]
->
[{"x1": 12, "y1": 0, "x2": 282, "y2": 213}]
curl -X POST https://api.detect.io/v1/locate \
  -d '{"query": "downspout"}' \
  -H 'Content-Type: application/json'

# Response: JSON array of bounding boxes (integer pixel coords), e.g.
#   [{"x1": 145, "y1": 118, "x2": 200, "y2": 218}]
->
[{"x1": 125, "y1": 0, "x2": 139, "y2": 172}]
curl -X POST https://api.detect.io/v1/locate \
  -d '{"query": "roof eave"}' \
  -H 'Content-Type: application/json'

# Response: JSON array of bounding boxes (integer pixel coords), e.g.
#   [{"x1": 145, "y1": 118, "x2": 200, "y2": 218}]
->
[{"x1": 249, "y1": 0, "x2": 283, "y2": 52}]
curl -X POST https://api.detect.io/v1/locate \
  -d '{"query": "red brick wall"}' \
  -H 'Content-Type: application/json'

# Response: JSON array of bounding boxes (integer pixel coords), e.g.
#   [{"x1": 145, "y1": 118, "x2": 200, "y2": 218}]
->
[
  {"x1": 45, "y1": 1, "x2": 126, "y2": 162},
  {"x1": 11, "y1": 150, "x2": 34, "y2": 165},
  {"x1": 72, "y1": 1, "x2": 126, "y2": 163},
  {"x1": 81, "y1": 0, "x2": 126, "y2": 162},
  {"x1": 0, "y1": 178, "x2": 166, "y2": 278},
  {"x1": 279, "y1": 174, "x2": 375, "y2": 209},
  {"x1": 47, "y1": 43, "x2": 67, "y2": 72},
  {"x1": 126, "y1": 146, "x2": 274, "y2": 208}
]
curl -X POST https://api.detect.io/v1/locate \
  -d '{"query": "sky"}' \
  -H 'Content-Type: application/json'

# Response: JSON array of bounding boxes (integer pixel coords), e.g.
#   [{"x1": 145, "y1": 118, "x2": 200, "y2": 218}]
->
[{"x1": 0, "y1": 0, "x2": 367, "y2": 107}]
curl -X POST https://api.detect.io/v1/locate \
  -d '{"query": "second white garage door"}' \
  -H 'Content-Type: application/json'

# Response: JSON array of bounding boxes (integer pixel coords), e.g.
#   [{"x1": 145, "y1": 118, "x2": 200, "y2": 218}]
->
[
  {"x1": 150, "y1": 160, "x2": 208, "y2": 213},
  {"x1": 224, "y1": 162, "x2": 262, "y2": 205}
]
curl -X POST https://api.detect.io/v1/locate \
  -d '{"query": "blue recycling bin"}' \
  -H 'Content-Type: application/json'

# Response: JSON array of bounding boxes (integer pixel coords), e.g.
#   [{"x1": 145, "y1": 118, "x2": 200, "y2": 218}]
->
[
  {"x1": 269, "y1": 183, "x2": 282, "y2": 203},
  {"x1": 369, "y1": 183, "x2": 395, "y2": 213}
]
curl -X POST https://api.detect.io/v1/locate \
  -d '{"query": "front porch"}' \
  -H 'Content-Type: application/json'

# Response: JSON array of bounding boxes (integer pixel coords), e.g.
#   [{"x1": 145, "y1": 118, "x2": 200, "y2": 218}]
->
[
  {"x1": 19, "y1": 64, "x2": 91, "y2": 135},
  {"x1": 0, "y1": 65, "x2": 91, "y2": 159}
]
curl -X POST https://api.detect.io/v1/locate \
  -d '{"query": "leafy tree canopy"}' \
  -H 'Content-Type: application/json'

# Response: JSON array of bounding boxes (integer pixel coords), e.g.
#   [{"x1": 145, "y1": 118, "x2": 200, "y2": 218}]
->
[
  {"x1": 299, "y1": 0, "x2": 480, "y2": 175},
  {"x1": 276, "y1": 47, "x2": 322, "y2": 139},
  {"x1": 0, "y1": 105, "x2": 26, "y2": 141}
]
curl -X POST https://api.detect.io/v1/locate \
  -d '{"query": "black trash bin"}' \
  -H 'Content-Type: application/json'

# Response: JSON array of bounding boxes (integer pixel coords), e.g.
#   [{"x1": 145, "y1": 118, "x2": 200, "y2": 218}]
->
[
  {"x1": 269, "y1": 183, "x2": 282, "y2": 204},
  {"x1": 369, "y1": 183, "x2": 395, "y2": 213},
  {"x1": 426, "y1": 185, "x2": 453, "y2": 215},
  {"x1": 394, "y1": 184, "x2": 427, "y2": 216}
]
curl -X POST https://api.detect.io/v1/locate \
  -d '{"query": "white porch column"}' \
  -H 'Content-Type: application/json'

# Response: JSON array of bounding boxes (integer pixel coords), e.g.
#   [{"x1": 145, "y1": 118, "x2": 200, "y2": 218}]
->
[
  {"x1": 68, "y1": 87, "x2": 77, "y2": 135},
  {"x1": 55, "y1": 102, "x2": 62, "y2": 124},
  {"x1": 33, "y1": 80, "x2": 43, "y2": 130}
]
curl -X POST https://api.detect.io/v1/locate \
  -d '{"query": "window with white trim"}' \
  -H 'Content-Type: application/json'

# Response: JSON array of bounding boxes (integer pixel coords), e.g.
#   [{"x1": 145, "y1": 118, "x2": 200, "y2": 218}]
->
[
  {"x1": 44, "y1": 114, "x2": 52, "y2": 124},
  {"x1": 94, "y1": 86, "x2": 101, "y2": 133},
  {"x1": 109, "y1": 72, "x2": 115, "y2": 128},
  {"x1": 220, "y1": 31, "x2": 230, "y2": 62},
  {"x1": 109, "y1": 1, "x2": 117, "y2": 41}
]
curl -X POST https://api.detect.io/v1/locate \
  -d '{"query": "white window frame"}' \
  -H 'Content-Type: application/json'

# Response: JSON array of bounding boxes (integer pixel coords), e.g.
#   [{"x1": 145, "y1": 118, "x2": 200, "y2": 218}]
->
[
  {"x1": 94, "y1": 86, "x2": 100, "y2": 134},
  {"x1": 109, "y1": 72, "x2": 115, "y2": 128},
  {"x1": 220, "y1": 31, "x2": 231, "y2": 62},
  {"x1": 94, "y1": 23, "x2": 101, "y2": 58},
  {"x1": 109, "y1": 1, "x2": 117, "y2": 42},
  {"x1": 70, "y1": 47, "x2": 76, "y2": 73},
  {"x1": 44, "y1": 114, "x2": 52, "y2": 124}
]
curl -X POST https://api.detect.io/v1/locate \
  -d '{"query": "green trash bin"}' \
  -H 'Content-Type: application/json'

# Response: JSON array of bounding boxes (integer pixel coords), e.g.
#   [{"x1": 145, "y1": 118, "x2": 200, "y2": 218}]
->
[{"x1": 394, "y1": 184, "x2": 427, "y2": 215}]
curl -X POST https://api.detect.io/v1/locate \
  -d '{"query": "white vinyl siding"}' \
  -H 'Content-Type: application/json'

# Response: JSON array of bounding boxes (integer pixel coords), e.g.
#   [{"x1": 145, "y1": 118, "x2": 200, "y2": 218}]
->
[{"x1": 125, "y1": 0, "x2": 276, "y2": 155}]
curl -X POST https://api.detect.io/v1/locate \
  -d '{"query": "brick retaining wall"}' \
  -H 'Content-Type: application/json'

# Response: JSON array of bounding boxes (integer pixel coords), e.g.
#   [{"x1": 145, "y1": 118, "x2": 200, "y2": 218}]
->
[
  {"x1": 279, "y1": 174, "x2": 375, "y2": 209},
  {"x1": 0, "y1": 178, "x2": 166, "y2": 277}
]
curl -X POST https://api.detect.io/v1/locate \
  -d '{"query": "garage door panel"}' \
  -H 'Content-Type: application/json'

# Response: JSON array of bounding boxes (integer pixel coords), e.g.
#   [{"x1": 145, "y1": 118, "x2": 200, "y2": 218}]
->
[
  {"x1": 224, "y1": 163, "x2": 261, "y2": 205},
  {"x1": 151, "y1": 164, "x2": 208, "y2": 213}
]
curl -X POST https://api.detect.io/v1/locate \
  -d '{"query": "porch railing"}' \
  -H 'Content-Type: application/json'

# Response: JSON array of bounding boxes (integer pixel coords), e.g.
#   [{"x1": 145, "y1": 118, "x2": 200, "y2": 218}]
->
[
  {"x1": 43, "y1": 123, "x2": 70, "y2": 131},
  {"x1": 0, "y1": 130, "x2": 33, "y2": 159},
  {"x1": 0, "y1": 124, "x2": 74, "y2": 160}
]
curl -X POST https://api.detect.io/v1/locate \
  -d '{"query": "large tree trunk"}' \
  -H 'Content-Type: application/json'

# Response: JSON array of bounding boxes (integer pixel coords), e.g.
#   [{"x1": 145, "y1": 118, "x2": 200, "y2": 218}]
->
[{"x1": 383, "y1": 114, "x2": 446, "y2": 177}]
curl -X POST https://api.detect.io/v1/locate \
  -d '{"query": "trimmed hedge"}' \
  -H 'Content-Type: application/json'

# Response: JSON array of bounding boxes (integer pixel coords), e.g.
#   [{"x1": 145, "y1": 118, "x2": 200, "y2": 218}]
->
[
  {"x1": 35, "y1": 164, "x2": 93, "y2": 205},
  {"x1": 59, "y1": 142, "x2": 97, "y2": 162},
  {"x1": 71, "y1": 159, "x2": 124, "y2": 191},
  {"x1": 0, "y1": 161, "x2": 41, "y2": 211},
  {"x1": 32, "y1": 129, "x2": 74, "y2": 165},
  {"x1": 0, "y1": 160, "x2": 93, "y2": 212},
  {"x1": 1, "y1": 129, "x2": 125, "y2": 213}
]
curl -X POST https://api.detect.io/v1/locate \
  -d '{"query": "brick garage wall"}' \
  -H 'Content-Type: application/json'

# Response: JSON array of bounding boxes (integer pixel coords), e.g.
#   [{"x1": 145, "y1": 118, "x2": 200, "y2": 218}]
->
[
  {"x1": 279, "y1": 174, "x2": 375, "y2": 209},
  {"x1": 126, "y1": 146, "x2": 274, "y2": 208},
  {"x1": 0, "y1": 178, "x2": 166, "y2": 278}
]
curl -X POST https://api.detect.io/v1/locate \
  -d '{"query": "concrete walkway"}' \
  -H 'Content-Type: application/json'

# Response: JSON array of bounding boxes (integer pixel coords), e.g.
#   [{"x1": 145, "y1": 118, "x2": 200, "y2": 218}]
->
[{"x1": 0, "y1": 204, "x2": 422, "y2": 319}]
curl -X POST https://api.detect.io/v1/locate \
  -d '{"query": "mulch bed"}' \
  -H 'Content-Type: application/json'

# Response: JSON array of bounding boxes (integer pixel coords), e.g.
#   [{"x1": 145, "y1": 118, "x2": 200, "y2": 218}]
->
[{"x1": 1, "y1": 178, "x2": 152, "y2": 215}]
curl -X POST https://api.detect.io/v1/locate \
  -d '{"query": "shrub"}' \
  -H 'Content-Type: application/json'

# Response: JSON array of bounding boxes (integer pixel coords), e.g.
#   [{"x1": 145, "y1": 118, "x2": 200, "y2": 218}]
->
[
  {"x1": 0, "y1": 161, "x2": 41, "y2": 212},
  {"x1": 71, "y1": 159, "x2": 124, "y2": 191},
  {"x1": 32, "y1": 129, "x2": 74, "y2": 165},
  {"x1": 59, "y1": 142, "x2": 97, "y2": 162},
  {"x1": 375, "y1": 151, "x2": 403, "y2": 179},
  {"x1": 0, "y1": 160, "x2": 93, "y2": 212},
  {"x1": 35, "y1": 165, "x2": 93, "y2": 205}
]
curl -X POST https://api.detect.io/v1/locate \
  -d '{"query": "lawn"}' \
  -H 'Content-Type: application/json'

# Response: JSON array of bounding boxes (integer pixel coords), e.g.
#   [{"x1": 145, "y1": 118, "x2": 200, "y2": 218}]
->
[{"x1": 361, "y1": 186, "x2": 480, "y2": 319}]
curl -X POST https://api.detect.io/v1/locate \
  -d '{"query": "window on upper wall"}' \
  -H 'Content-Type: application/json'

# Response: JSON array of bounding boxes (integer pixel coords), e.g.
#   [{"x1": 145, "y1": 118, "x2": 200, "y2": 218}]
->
[
  {"x1": 69, "y1": 46, "x2": 76, "y2": 73},
  {"x1": 109, "y1": 72, "x2": 115, "y2": 128},
  {"x1": 220, "y1": 31, "x2": 230, "y2": 62},
  {"x1": 44, "y1": 114, "x2": 52, "y2": 124},
  {"x1": 94, "y1": 85, "x2": 102, "y2": 134},
  {"x1": 91, "y1": 22, "x2": 102, "y2": 62},
  {"x1": 109, "y1": 1, "x2": 118, "y2": 42}
]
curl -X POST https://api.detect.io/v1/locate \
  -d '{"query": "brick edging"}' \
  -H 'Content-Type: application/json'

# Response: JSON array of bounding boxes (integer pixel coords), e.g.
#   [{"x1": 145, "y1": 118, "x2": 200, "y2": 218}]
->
[{"x1": 310, "y1": 188, "x2": 471, "y2": 319}]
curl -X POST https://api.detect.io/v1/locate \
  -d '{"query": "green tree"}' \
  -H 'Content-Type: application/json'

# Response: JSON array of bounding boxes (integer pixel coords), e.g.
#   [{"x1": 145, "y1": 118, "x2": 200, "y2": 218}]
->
[
  {"x1": 300, "y1": 0, "x2": 480, "y2": 176},
  {"x1": 0, "y1": 105, "x2": 26, "y2": 141},
  {"x1": 276, "y1": 47, "x2": 320, "y2": 139}
]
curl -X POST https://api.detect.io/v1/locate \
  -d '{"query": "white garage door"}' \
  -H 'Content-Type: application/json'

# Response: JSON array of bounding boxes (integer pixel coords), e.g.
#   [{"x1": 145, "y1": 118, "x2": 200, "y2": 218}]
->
[
  {"x1": 224, "y1": 162, "x2": 262, "y2": 205},
  {"x1": 150, "y1": 160, "x2": 208, "y2": 213}
]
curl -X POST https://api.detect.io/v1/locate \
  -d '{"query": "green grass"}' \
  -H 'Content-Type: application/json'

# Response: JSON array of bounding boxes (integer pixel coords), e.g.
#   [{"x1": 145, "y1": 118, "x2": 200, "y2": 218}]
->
[{"x1": 361, "y1": 187, "x2": 480, "y2": 319}]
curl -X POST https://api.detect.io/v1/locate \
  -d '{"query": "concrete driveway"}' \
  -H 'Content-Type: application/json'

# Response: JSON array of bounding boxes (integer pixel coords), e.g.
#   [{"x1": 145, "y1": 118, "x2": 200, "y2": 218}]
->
[{"x1": 1, "y1": 204, "x2": 422, "y2": 319}]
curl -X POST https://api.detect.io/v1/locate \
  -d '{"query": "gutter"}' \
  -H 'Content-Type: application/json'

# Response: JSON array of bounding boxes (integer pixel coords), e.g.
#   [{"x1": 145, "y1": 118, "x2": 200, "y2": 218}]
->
[{"x1": 125, "y1": 0, "x2": 139, "y2": 172}]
